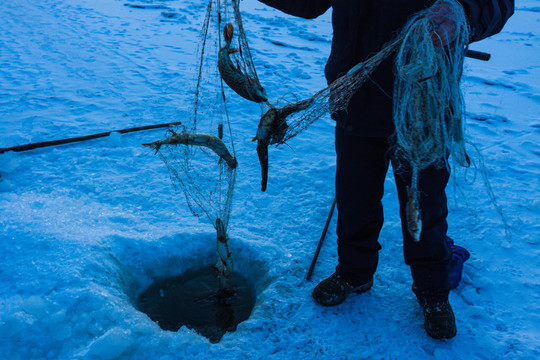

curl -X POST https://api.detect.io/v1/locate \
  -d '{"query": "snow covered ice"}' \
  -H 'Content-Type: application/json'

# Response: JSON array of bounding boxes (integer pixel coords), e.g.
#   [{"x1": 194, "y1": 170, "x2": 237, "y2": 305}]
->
[{"x1": 1, "y1": 0, "x2": 539, "y2": 359}]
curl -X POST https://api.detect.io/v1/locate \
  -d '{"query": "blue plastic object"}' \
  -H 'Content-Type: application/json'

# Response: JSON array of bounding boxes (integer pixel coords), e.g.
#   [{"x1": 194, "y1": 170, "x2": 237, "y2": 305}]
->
[{"x1": 447, "y1": 236, "x2": 471, "y2": 290}]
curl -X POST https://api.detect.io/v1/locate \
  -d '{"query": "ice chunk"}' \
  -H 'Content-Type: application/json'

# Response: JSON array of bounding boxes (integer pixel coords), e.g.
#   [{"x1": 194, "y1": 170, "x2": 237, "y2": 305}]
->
[
  {"x1": 107, "y1": 131, "x2": 123, "y2": 147},
  {"x1": 86, "y1": 327, "x2": 133, "y2": 360},
  {"x1": 21, "y1": 295, "x2": 48, "y2": 317},
  {"x1": 0, "y1": 152, "x2": 21, "y2": 174}
]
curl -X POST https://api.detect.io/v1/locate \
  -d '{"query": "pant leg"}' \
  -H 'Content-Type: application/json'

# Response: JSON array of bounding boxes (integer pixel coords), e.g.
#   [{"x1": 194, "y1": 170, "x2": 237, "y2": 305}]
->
[
  {"x1": 335, "y1": 126, "x2": 389, "y2": 286},
  {"x1": 392, "y1": 160, "x2": 452, "y2": 293}
]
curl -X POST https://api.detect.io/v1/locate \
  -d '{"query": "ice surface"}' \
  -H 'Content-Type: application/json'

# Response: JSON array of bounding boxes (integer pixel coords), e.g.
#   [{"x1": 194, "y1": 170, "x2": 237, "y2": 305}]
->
[{"x1": 0, "y1": 0, "x2": 539, "y2": 359}]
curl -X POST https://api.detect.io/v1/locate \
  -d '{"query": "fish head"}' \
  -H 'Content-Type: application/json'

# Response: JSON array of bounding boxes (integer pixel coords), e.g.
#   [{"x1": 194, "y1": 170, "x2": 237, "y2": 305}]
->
[
  {"x1": 216, "y1": 218, "x2": 227, "y2": 241},
  {"x1": 250, "y1": 84, "x2": 268, "y2": 103},
  {"x1": 224, "y1": 23, "x2": 234, "y2": 42}
]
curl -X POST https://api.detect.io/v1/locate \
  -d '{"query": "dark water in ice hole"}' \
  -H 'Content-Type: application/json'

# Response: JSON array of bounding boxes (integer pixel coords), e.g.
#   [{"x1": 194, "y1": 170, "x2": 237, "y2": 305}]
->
[{"x1": 137, "y1": 266, "x2": 256, "y2": 343}]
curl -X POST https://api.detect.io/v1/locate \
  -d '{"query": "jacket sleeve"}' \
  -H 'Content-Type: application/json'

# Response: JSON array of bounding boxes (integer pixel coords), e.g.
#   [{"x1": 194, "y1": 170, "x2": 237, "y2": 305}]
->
[
  {"x1": 457, "y1": 0, "x2": 514, "y2": 42},
  {"x1": 258, "y1": 0, "x2": 331, "y2": 19}
]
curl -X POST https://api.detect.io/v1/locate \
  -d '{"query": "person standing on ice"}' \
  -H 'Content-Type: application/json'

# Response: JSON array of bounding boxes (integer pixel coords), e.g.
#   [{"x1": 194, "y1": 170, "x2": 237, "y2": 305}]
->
[{"x1": 257, "y1": 0, "x2": 513, "y2": 339}]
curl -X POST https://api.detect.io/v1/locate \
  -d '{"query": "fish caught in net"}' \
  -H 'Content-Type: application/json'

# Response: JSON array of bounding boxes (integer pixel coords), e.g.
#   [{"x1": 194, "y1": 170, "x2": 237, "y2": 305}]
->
[
  {"x1": 251, "y1": 27, "x2": 404, "y2": 192},
  {"x1": 253, "y1": 0, "x2": 470, "y2": 241},
  {"x1": 218, "y1": 22, "x2": 267, "y2": 103},
  {"x1": 143, "y1": 0, "x2": 264, "y2": 281},
  {"x1": 217, "y1": 1, "x2": 267, "y2": 105}
]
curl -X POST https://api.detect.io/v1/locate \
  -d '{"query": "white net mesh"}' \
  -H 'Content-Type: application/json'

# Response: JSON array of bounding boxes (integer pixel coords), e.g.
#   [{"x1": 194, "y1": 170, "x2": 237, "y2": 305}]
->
[
  {"x1": 392, "y1": 0, "x2": 470, "y2": 173},
  {"x1": 145, "y1": 0, "x2": 263, "y2": 237},
  {"x1": 147, "y1": 0, "x2": 471, "y2": 244}
]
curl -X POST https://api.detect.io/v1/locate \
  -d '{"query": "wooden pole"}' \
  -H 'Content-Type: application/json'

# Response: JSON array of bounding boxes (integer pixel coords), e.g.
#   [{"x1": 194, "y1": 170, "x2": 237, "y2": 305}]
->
[{"x1": 0, "y1": 121, "x2": 182, "y2": 154}]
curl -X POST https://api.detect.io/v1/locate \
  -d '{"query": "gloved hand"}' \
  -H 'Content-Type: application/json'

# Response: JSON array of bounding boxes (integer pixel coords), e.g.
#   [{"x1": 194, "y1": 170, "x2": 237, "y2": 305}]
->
[{"x1": 427, "y1": 1, "x2": 460, "y2": 47}]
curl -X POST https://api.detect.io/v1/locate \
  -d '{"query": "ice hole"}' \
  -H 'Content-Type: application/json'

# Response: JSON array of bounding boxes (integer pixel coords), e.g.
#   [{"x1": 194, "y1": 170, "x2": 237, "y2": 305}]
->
[{"x1": 136, "y1": 266, "x2": 256, "y2": 343}]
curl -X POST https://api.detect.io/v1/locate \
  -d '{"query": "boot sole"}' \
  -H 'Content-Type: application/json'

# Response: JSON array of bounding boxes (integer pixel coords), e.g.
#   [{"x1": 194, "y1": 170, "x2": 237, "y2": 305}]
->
[{"x1": 352, "y1": 278, "x2": 374, "y2": 294}]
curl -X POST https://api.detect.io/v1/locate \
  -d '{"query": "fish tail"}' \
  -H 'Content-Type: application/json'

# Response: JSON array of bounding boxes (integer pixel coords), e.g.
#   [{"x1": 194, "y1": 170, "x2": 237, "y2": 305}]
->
[{"x1": 142, "y1": 142, "x2": 161, "y2": 155}]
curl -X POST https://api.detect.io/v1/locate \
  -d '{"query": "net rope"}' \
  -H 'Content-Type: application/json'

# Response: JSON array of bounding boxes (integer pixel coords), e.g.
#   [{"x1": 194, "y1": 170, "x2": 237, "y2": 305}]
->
[
  {"x1": 149, "y1": 0, "x2": 473, "y2": 243},
  {"x1": 268, "y1": 0, "x2": 470, "y2": 157},
  {"x1": 272, "y1": 34, "x2": 403, "y2": 144},
  {"x1": 392, "y1": 0, "x2": 470, "y2": 174},
  {"x1": 150, "y1": 0, "x2": 263, "y2": 233}
]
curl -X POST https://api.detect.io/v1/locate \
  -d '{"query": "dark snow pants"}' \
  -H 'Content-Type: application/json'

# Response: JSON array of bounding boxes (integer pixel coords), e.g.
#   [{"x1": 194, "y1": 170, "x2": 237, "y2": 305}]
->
[{"x1": 334, "y1": 126, "x2": 452, "y2": 293}]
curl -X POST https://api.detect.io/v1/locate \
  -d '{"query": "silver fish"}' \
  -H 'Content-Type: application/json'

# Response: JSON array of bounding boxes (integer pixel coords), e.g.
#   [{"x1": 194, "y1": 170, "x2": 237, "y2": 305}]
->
[
  {"x1": 218, "y1": 23, "x2": 267, "y2": 103},
  {"x1": 143, "y1": 131, "x2": 237, "y2": 170},
  {"x1": 406, "y1": 186, "x2": 422, "y2": 242}
]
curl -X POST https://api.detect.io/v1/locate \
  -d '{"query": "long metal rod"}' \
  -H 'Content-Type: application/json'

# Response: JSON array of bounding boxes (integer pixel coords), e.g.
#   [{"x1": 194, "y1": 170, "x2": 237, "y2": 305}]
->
[
  {"x1": 0, "y1": 121, "x2": 182, "y2": 154},
  {"x1": 307, "y1": 196, "x2": 337, "y2": 281}
]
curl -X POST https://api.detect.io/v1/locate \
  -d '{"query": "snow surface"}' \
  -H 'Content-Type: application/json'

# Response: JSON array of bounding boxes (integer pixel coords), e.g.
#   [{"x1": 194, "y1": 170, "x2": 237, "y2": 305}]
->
[{"x1": 1, "y1": 0, "x2": 539, "y2": 359}]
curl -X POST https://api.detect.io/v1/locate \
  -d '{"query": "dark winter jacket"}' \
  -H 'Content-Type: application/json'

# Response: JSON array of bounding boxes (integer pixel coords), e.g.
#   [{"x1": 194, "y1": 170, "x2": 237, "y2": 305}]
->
[{"x1": 259, "y1": 0, "x2": 514, "y2": 137}]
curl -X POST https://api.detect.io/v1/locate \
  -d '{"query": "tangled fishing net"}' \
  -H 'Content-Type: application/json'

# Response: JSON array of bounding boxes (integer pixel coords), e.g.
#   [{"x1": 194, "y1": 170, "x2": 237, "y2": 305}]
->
[
  {"x1": 391, "y1": 0, "x2": 469, "y2": 241},
  {"x1": 258, "y1": 0, "x2": 470, "y2": 240},
  {"x1": 148, "y1": 0, "x2": 472, "y2": 245},
  {"x1": 269, "y1": 34, "x2": 403, "y2": 144},
  {"x1": 272, "y1": 0, "x2": 469, "y2": 165},
  {"x1": 155, "y1": 0, "x2": 264, "y2": 224},
  {"x1": 145, "y1": 0, "x2": 265, "y2": 278},
  {"x1": 393, "y1": 0, "x2": 470, "y2": 182}
]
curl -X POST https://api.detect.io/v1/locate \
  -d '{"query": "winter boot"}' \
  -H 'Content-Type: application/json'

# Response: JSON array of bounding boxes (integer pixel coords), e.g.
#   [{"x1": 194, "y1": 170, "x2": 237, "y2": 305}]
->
[
  {"x1": 416, "y1": 291, "x2": 457, "y2": 339},
  {"x1": 312, "y1": 272, "x2": 373, "y2": 306}
]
